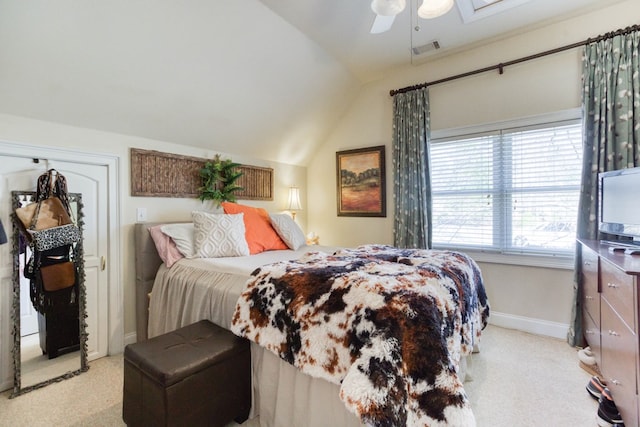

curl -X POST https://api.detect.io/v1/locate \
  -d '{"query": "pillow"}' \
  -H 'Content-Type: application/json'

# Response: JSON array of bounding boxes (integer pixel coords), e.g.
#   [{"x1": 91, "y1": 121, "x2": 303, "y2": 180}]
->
[
  {"x1": 221, "y1": 202, "x2": 288, "y2": 254},
  {"x1": 160, "y1": 223, "x2": 195, "y2": 258},
  {"x1": 192, "y1": 211, "x2": 250, "y2": 257},
  {"x1": 148, "y1": 225, "x2": 184, "y2": 268},
  {"x1": 269, "y1": 214, "x2": 306, "y2": 250}
]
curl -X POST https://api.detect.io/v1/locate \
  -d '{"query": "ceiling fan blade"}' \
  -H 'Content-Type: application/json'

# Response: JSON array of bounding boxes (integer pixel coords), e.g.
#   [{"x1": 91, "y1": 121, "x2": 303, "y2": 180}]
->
[{"x1": 370, "y1": 14, "x2": 395, "y2": 34}]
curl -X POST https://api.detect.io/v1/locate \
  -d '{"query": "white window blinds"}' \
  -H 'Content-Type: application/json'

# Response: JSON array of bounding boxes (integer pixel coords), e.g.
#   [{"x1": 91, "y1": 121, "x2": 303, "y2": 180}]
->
[{"x1": 431, "y1": 119, "x2": 583, "y2": 255}]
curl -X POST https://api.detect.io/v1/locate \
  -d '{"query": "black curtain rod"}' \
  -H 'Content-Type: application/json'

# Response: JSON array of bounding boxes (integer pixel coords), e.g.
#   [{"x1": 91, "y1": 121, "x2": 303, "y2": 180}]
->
[{"x1": 390, "y1": 24, "x2": 640, "y2": 96}]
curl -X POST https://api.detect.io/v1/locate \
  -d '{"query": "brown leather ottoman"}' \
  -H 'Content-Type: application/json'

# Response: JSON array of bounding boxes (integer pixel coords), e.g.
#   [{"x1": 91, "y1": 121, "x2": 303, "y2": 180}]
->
[{"x1": 122, "y1": 320, "x2": 251, "y2": 427}]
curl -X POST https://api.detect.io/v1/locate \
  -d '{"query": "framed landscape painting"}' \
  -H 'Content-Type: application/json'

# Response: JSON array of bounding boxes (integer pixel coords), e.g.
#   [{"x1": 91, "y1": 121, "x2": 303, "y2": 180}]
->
[{"x1": 336, "y1": 145, "x2": 386, "y2": 217}]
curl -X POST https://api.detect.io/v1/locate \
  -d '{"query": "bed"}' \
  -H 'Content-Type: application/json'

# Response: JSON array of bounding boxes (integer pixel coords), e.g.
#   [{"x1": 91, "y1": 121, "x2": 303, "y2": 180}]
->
[{"x1": 134, "y1": 220, "x2": 489, "y2": 427}]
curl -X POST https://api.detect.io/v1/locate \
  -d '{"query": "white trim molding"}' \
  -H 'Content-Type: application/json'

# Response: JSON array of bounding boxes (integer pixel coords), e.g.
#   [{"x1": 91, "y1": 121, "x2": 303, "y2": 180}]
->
[
  {"x1": 124, "y1": 332, "x2": 137, "y2": 347},
  {"x1": 488, "y1": 310, "x2": 569, "y2": 340}
]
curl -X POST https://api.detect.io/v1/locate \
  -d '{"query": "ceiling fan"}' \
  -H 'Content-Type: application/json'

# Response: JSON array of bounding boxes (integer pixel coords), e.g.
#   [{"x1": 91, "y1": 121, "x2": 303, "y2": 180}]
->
[{"x1": 370, "y1": 0, "x2": 455, "y2": 34}]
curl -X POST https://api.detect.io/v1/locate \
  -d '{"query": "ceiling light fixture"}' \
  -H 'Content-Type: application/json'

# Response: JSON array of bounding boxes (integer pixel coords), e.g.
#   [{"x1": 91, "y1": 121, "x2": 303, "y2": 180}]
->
[
  {"x1": 371, "y1": 0, "x2": 406, "y2": 16},
  {"x1": 418, "y1": 0, "x2": 454, "y2": 19}
]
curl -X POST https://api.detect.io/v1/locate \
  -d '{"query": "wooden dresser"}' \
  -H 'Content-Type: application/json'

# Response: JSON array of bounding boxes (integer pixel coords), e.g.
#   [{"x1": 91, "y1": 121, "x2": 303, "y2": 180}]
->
[{"x1": 579, "y1": 239, "x2": 640, "y2": 427}]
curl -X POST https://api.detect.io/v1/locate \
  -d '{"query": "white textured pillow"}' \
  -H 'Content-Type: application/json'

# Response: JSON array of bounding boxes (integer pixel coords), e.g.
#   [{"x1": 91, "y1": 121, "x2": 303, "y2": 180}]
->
[
  {"x1": 269, "y1": 214, "x2": 306, "y2": 250},
  {"x1": 160, "y1": 223, "x2": 195, "y2": 258},
  {"x1": 192, "y1": 211, "x2": 250, "y2": 257}
]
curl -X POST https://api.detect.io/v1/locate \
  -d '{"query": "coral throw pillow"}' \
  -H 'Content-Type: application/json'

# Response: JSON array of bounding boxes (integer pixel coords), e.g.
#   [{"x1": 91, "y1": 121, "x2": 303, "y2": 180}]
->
[{"x1": 221, "y1": 202, "x2": 288, "y2": 254}]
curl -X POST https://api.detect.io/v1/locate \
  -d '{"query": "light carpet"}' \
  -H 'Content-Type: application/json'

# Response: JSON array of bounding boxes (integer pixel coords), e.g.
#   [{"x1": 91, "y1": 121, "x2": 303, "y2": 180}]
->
[{"x1": 0, "y1": 325, "x2": 599, "y2": 426}]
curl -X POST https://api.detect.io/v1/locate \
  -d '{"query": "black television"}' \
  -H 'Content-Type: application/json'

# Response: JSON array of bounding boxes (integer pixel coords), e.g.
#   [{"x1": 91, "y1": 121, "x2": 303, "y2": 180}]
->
[{"x1": 599, "y1": 166, "x2": 640, "y2": 245}]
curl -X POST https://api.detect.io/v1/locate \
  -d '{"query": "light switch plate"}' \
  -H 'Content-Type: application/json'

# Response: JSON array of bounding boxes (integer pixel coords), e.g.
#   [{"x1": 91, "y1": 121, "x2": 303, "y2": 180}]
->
[{"x1": 136, "y1": 207, "x2": 147, "y2": 222}]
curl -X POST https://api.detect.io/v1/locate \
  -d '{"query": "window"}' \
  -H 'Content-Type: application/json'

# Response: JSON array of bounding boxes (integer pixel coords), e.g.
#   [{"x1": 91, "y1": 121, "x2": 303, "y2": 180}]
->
[{"x1": 430, "y1": 117, "x2": 582, "y2": 259}]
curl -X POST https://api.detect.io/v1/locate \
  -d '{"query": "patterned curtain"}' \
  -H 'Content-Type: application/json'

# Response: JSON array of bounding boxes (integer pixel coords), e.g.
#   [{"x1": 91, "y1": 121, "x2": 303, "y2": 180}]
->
[
  {"x1": 568, "y1": 29, "x2": 640, "y2": 347},
  {"x1": 392, "y1": 87, "x2": 431, "y2": 249}
]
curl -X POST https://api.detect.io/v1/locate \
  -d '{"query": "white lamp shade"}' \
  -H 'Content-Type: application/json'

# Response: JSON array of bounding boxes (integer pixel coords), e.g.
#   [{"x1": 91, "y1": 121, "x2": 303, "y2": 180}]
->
[
  {"x1": 287, "y1": 186, "x2": 302, "y2": 211},
  {"x1": 371, "y1": 0, "x2": 406, "y2": 16},
  {"x1": 418, "y1": 0, "x2": 454, "y2": 19}
]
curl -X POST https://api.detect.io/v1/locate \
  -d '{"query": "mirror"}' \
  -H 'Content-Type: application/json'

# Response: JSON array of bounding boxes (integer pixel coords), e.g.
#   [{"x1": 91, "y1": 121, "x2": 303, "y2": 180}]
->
[{"x1": 10, "y1": 191, "x2": 88, "y2": 398}]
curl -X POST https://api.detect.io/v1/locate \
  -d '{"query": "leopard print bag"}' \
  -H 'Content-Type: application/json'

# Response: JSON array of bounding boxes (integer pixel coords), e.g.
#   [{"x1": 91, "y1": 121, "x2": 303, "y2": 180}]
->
[{"x1": 28, "y1": 223, "x2": 81, "y2": 251}]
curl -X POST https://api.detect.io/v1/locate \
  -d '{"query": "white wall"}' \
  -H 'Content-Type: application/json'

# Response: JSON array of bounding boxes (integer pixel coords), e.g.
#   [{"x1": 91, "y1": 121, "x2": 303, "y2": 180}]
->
[
  {"x1": 0, "y1": 113, "x2": 307, "y2": 343},
  {"x1": 307, "y1": 0, "x2": 640, "y2": 337}
]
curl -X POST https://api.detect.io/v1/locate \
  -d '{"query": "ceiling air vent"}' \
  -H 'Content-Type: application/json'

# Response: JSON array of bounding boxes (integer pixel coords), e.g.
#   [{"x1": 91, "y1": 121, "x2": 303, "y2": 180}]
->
[{"x1": 412, "y1": 40, "x2": 440, "y2": 56}]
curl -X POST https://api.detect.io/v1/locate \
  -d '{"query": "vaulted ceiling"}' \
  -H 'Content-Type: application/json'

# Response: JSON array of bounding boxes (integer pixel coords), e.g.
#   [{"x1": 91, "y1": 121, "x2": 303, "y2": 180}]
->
[
  {"x1": 0, "y1": 0, "x2": 627, "y2": 166},
  {"x1": 260, "y1": 0, "x2": 626, "y2": 82}
]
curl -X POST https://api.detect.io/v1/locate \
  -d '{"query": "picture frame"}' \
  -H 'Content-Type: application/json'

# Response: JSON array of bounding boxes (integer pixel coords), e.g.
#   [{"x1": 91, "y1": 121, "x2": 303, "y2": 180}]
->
[{"x1": 336, "y1": 145, "x2": 386, "y2": 217}]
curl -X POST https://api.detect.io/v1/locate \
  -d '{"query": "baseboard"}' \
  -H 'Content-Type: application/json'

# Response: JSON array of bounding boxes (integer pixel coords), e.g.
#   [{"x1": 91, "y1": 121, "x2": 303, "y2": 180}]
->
[
  {"x1": 123, "y1": 331, "x2": 137, "y2": 347},
  {"x1": 0, "y1": 378, "x2": 13, "y2": 394},
  {"x1": 488, "y1": 311, "x2": 569, "y2": 340}
]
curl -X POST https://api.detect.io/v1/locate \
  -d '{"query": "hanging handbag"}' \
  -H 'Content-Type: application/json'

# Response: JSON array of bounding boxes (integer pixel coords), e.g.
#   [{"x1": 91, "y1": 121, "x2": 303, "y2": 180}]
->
[
  {"x1": 17, "y1": 169, "x2": 80, "y2": 250},
  {"x1": 15, "y1": 169, "x2": 73, "y2": 229},
  {"x1": 14, "y1": 196, "x2": 72, "y2": 231},
  {"x1": 28, "y1": 223, "x2": 81, "y2": 251},
  {"x1": 39, "y1": 261, "x2": 76, "y2": 292},
  {"x1": 29, "y1": 245, "x2": 77, "y2": 313}
]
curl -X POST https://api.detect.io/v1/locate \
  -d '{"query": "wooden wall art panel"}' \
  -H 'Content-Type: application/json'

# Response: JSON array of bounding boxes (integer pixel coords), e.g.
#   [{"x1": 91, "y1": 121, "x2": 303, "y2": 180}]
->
[
  {"x1": 130, "y1": 148, "x2": 273, "y2": 200},
  {"x1": 235, "y1": 165, "x2": 274, "y2": 201},
  {"x1": 130, "y1": 149, "x2": 201, "y2": 198}
]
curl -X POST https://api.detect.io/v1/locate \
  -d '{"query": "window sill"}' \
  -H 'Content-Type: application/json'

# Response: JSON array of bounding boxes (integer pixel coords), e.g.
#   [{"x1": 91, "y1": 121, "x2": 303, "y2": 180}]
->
[{"x1": 435, "y1": 247, "x2": 575, "y2": 270}]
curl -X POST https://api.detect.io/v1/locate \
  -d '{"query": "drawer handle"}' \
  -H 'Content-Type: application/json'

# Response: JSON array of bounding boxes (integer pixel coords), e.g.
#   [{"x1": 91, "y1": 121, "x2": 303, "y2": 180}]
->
[
  {"x1": 608, "y1": 330, "x2": 620, "y2": 337},
  {"x1": 585, "y1": 329, "x2": 595, "y2": 335},
  {"x1": 607, "y1": 282, "x2": 619, "y2": 289},
  {"x1": 585, "y1": 296, "x2": 593, "y2": 300},
  {"x1": 584, "y1": 261, "x2": 591, "y2": 267},
  {"x1": 610, "y1": 379, "x2": 621, "y2": 386}
]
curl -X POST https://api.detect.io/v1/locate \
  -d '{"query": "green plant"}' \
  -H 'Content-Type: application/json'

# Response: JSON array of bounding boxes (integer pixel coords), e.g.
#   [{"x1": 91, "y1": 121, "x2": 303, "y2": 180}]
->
[{"x1": 198, "y1": 154, "x2": 243, "y2": 205}]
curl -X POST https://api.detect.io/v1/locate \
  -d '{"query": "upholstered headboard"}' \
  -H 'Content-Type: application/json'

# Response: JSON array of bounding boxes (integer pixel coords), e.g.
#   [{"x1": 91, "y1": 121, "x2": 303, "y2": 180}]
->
[{"x1": 134, "y1": 222, "x2": 172, "y2": 342}]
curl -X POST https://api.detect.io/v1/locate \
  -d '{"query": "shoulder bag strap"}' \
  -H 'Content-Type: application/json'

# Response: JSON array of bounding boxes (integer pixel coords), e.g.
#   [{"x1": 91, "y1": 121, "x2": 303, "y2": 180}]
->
[
  {"x1": 30, "y1": 171, "x2": 53, "y2": 229},
  {"x1": 51, "y1": 170, "x2": 73, "y2": 216},
  {"x1": 35, "y1": 170, "x2": 52, "y2": 202}
]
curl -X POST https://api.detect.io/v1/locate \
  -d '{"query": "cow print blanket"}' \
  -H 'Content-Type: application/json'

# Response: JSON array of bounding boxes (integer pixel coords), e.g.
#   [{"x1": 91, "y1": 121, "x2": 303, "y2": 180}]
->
[{"x1": 231, "y1": 245, "x2": 489, "y2": 426}]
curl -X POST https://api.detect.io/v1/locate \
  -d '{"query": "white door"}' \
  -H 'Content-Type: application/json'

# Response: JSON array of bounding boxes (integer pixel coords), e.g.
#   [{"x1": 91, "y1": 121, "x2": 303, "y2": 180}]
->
[{"x1": 0, "y1": 158, "x2": 109, "y2": 361}]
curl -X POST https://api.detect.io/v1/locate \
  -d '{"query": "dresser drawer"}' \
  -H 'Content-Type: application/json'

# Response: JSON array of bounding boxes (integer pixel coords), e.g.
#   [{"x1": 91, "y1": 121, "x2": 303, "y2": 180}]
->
[
  {"x1": 601, "y1": 300, "x2": 638, "y2": 427},
  {"x1": 581, "y1": 244, "x2": 600, "y2": 324},
  {"x1": 583, "y1": 308, "x2": 601, "y2": 368},
  {"x1": 601, "y1": 258, "x2": 636, "y2": 332}
]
